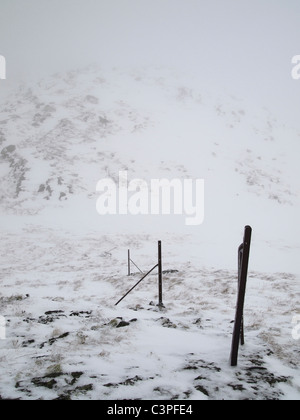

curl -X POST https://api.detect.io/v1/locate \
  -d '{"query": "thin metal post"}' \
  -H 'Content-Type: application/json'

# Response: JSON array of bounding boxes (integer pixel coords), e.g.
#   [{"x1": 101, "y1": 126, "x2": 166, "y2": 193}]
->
[
  {"x1": 238, "y1": 245, "x2": 245, "y2": 346},
  {"x1": 239, "y1": 244, "x2": 245, "y2": 346},
  {"x1": 158, "y1": 241, "x2": 163, "y2": 307},
  {"x1": 230, "y1": 226, "x2": 252, "y2": 367}
]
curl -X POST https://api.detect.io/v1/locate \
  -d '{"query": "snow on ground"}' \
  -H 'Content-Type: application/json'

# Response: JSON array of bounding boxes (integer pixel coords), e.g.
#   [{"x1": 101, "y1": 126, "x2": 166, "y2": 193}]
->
[
  {"x1": 0, "y1": 227, "x2": 299, "y2": 400},
  {"x1": 0, "y1": 66, "x2": 299, "y2": 399}
]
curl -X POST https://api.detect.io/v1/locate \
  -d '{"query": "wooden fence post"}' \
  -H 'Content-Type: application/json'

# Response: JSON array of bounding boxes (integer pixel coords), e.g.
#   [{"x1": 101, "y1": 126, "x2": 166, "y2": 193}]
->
[{"x1": 230, "y1": 226, "x2": 252, "y2": 367}]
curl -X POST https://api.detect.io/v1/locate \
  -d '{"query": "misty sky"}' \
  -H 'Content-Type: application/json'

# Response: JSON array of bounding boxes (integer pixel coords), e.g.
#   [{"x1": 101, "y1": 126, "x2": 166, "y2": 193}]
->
[{"x1": 0, "y1": 0, "x2": 300, "y2": 126}]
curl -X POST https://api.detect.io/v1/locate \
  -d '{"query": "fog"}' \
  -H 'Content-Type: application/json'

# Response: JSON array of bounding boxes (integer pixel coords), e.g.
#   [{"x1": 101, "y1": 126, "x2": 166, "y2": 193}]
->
[{"x1": 0, "y1": 0, "x2": 300, "y2": 126}]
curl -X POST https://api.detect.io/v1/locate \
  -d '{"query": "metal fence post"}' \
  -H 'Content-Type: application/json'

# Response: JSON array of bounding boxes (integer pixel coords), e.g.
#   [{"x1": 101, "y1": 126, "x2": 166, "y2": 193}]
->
[
  {"x1": 238, "y1": 244, "x2": 245, "y2": 346},
  {"x1": 128, "y1": 249, "x2": 131, "y2": 276},
  {"x1": 230, "y1": 226, "x2": 252, "y2": 367},
  {"x1": 158, "y1": 241, "x2": 163, "y2": 307}
]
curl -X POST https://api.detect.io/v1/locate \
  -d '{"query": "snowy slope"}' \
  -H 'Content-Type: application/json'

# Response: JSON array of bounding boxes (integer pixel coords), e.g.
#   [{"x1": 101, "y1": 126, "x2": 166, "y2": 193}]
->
[
  {"x1": 0, "y1": 66, "x2": 299, "y2": 271},
  {"x1": 0, "y1": 66, "x2": 299, "y2": 400}
]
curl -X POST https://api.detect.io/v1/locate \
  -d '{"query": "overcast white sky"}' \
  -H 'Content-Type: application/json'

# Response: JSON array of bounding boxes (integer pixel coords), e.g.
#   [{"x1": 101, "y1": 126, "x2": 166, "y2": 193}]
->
[{"x1": 0, "y1": 0, "x2": 300, "y2": 126}]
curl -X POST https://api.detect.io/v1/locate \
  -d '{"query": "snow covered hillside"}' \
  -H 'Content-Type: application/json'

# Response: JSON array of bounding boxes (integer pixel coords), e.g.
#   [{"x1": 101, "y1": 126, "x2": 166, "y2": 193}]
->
[{"x1": 0, "y1": 66, "x2": 299, "y2": 400}]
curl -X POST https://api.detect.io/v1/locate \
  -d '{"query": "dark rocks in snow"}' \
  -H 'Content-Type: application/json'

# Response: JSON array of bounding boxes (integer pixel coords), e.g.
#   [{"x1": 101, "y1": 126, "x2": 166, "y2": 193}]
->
[
  {"x1": 129, "y1": 318, "x2": 138, "y2": 323},
  {"x1": 69, "y1": 310, "x2": 92, "y2": 318},
  {"x1": 45, "y1": 310, "x2": 65, "y2": 316},
  {"x1": 0, "y1": 145, "x2": 28, "y2": 198},
  {"x1": 23, "y1": 310, "x2": 92, "y2": 325},
  {"x1": 36, "y1": 311, "x2": 67, "y2": 325},
  {"x1": 104, "y1": 375, "x2": 143, "y2": 388},
  {"x1": 193, "y1": 318, "x2": 203, "y2": 328},
  {"x1": 181, "y1": 353, "x2": 292, "y2": 400},
  {"x1": 156, "y1": 317, "x2": 177, "y2": 329},
  {"x1": 162, "y1": 269, "x2": 179, "y2": 275},
  {"x1": 129, "y1": 304, "x2": 144, "y2": 311},
  {"x1": 194, "y1": 384, "x2": 210, "y2": 397},
  {"x1": 16, "y1": 370, "x2": 93, "y2": 400},
  {"x1": 32, "y1": 377, "x2": 58, "y2": 390},
  {"x1": 39, "y1": 332, "x2": 69, "y2": 349},
  {"x1": 37, "y1": 177, "x2": 74, "y2": 202},
  {"x1": 21, "y1": 339, "x2": 35, "y2": 348},
  {"x1": 148, "y1": 301, "x2": 167, "y2": 312},
  {"x1": 107, "y1": 317, "x2": 137, "y2": 329},
  {"x1": 0, "y1": 294, "x2": 29, "y2": 305},
  {"x1": 116, "y1": 320, "x2": 130, "y2": 328},
  {"x1": 1, "y1": 145, "x2": 16, "y2": 157}
]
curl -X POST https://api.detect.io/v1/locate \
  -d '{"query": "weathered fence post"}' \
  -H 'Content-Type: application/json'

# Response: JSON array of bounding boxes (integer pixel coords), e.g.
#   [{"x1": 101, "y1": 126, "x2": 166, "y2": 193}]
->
[
  {"x1": 158, "y1": 241, "x2": 163, "y2": 307},
  {"x1": 238, "y1": 244, "x2": 245, "y2": 346},
  {"x1": 128, "y1": 249, "x2": 131, "y2": 276},
  {"x1": 230, "y1": 226, "x2": 252, "y2": 367}
]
